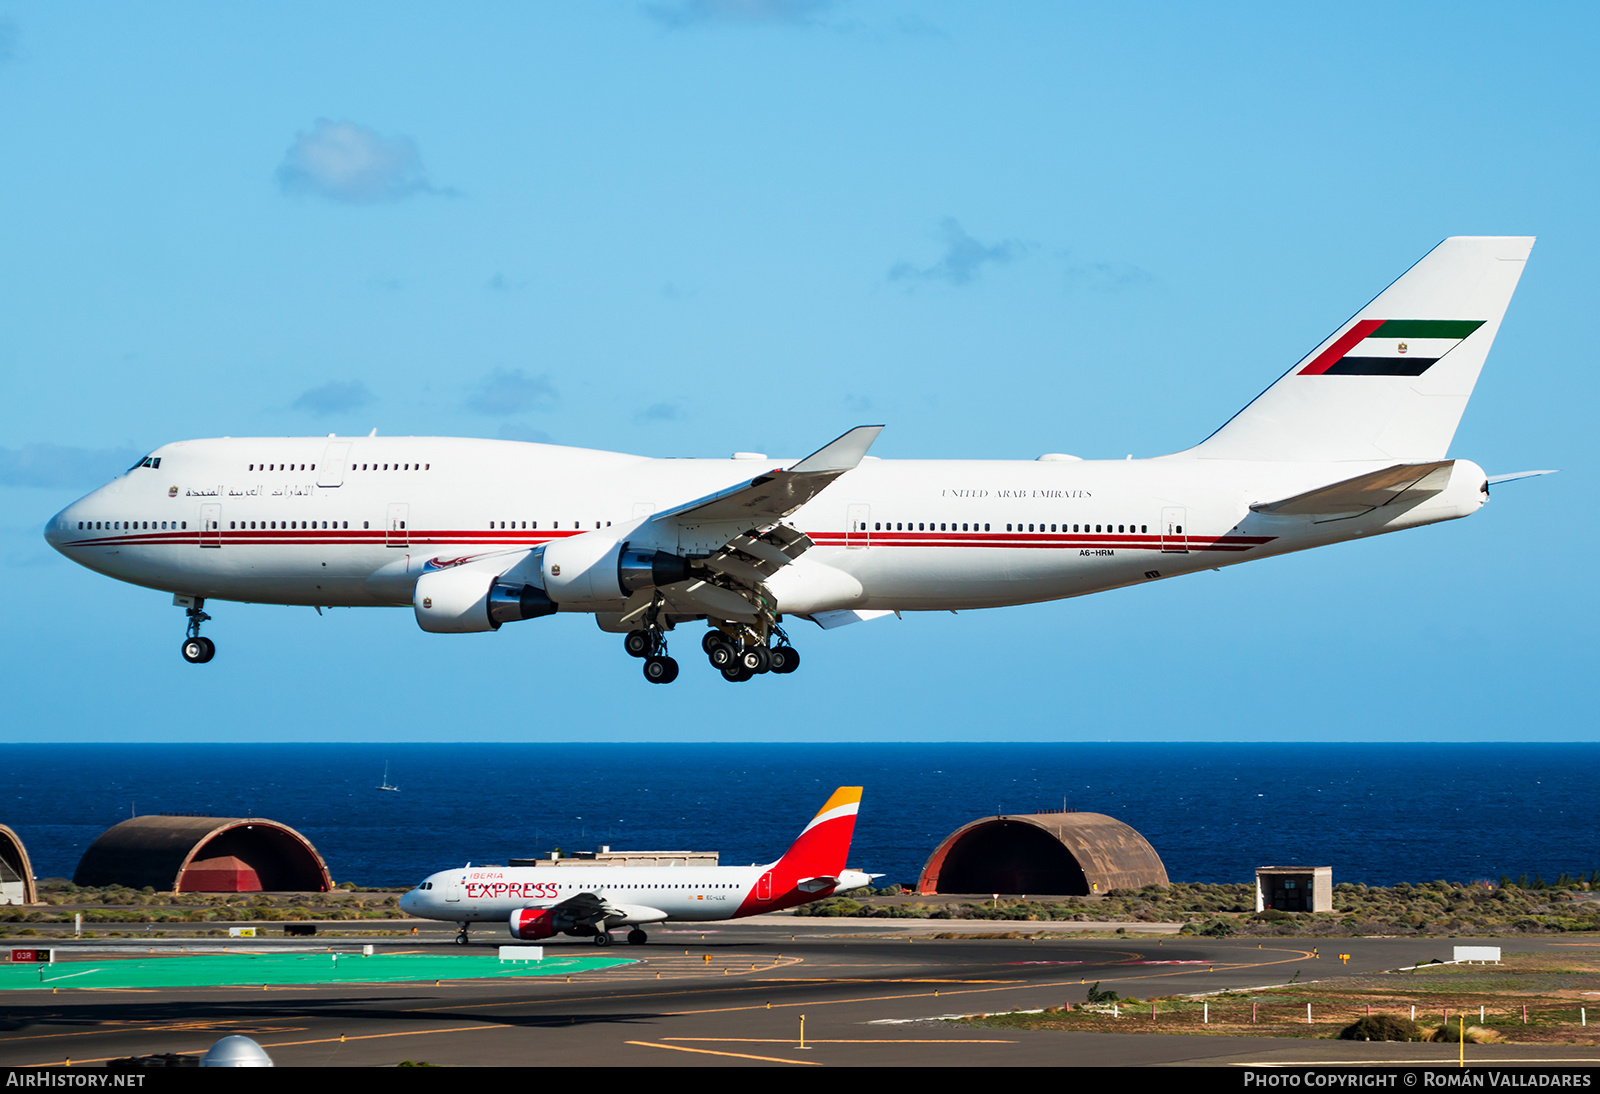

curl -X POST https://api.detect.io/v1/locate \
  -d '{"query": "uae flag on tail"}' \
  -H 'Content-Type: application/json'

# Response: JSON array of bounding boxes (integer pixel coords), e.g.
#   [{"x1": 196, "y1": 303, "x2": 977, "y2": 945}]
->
[{"x1": 1298, "y1": 319, "x2": 1485, "y2": 376}]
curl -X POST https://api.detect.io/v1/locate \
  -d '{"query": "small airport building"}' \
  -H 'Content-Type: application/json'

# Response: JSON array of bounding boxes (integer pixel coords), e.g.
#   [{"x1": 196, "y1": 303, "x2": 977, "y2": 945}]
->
[
  {"x1": 1255, "y1": 866, "x2": 1333, "y2": 913},
  {"x1": 916, "y1": 810, "x2": 1168, "y2": 896},
  {"x1": 0, "y1": 825, "x2": 37, "y2": 905},
  {"x1": 511, "y1": 847, "x2": 718, "y2": 868},
  {"x1": 74, "y1": 816, "x2": 333, "y2": 893}
]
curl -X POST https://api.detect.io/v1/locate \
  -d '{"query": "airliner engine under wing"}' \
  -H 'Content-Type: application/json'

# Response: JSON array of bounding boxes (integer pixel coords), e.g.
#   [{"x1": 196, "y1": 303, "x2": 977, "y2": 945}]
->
[
  {"x1": 44, "y1": 237, "x2": 1544, "y2": 682},
  {"x1": 397, "y1": 787, "x2": 873, "y2": 946}
]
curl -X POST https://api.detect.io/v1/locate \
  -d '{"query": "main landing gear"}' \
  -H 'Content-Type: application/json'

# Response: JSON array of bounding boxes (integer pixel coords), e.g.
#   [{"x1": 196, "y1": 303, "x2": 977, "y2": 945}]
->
[
  {"x1": 592, "y1": 930, "x2": 613, "y2": 947},
  {"x1": 624, "y1": 603, "x2": 801, "y2": 684},
  {"x1": 625, "y1": 623, "x2": 680, "y2": 685},
  {"x1": 180, "y1": 598, "x2": 215, "y2": 664},
  {"x1": 627, "y1": 929, "x2": 648, "y2": 946},
  {"x1": 704, "y1": 625, "x2": 800, "y2": 683}
]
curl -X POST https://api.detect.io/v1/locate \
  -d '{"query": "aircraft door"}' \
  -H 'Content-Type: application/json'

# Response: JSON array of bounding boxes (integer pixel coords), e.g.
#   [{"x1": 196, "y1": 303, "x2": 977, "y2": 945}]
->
[
  {"x1": 386, "y1": 503, "x2": 410, "y2": 548},
  {"x1": 1161, "y1": 507, "x2": 1188, "y2": 553},
  {"x1": 317, "y1": 442, "x2": 351, "y2": 488},
  {"x1": 445, "y1": 879, "x2": 461, "y2": 903},
  {"x1": 756, "y1": 872, "x2": 772, "y2": 901},
  {"x1": 200, "y1": 504, "x2": 221, "y2": 548},
  {"x1": 845, "y1": 504, "x2": 871, "y2": 549}
]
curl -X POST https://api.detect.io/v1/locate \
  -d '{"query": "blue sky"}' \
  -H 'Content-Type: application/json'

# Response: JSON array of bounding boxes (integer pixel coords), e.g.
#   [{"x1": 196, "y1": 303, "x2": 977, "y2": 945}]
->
[{"x1": 1, "y1": 2, "x2": 1593, "y2": 742}]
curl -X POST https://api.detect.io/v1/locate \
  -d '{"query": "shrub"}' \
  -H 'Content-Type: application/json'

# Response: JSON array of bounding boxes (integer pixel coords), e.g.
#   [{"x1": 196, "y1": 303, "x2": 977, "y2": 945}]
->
[
  {"x1": 1085, "y1": 982, "x2": 1119, "y2": 1004},
  {"x1": 1339, "y1": 1015, "x2": 1424, "y2": 1042}
]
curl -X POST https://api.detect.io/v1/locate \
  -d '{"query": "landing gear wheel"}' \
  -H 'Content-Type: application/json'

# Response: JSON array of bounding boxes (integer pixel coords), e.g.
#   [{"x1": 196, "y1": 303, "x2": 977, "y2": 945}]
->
[
  {"x1": 455, "y1": 929, "x2": 469, "y2": 946},
  {"x1": 627, "y1": 929, "x2": 648, "y2": 946},
  {"x1": 702, "y1": 631, "x2": 725, "y2": 656},
  {"x1": 181, "y1": 637, "x2": 215, "y2": 664},
  {"x1": 740, "y1": 646, "x2": 771, "y2": 674},
  {"x1": 768, "y1": 645, "x2": 799, "y2": 674},
  {"x1": 624, "y1": 629, "x2": 655, "y2": 658},
  {"x1": 721, "y1": 663, "x2": 754, "y2": 683},
  {"x1": 643, "y1": 656, "x2": 679, "y2": 684},
  {"x1": 707, "y1": 641, "x2": 737, "y2": 669},
  {"x1": 593, "y1": 931, "x2": 613, "y2": 947}
]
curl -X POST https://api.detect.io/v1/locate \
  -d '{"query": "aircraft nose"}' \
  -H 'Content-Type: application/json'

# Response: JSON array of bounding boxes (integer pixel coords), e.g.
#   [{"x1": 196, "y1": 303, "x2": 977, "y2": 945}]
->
[
  {"x1": 43, "y1": 506, "x2": 73, "y2": 553},
  {"x1": 398, "y1": 890, "x2": 419, "y2": 915}
]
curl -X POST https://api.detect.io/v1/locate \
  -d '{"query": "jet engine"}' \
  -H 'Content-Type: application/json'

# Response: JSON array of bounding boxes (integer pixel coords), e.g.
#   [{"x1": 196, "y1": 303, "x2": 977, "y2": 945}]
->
[
  {"x1": 536, "y1": 538, "x2": 692, "y2": 605},
  {"x1": 413, "y1": 566, "x2": 556, "y2": 634},
  {"x1": 509, "y1": 908, "x2": 561, "y2": 940}
]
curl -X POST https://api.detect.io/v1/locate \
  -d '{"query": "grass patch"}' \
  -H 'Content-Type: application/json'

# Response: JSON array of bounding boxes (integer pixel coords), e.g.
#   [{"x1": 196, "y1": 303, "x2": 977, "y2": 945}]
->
[{"x1": 951, "y1": 950, "x2": 1600, "y2": 1044}]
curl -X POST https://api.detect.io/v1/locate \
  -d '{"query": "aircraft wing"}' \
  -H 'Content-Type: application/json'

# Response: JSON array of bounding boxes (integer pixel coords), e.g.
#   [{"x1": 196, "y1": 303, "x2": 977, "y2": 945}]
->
[
  {"x1": 535, "y1": 891, "x2": 668, "y2": 929},
  {"x1": 1250, "y1": 460, "x2": 1455, "y2": 517},
  {"x1": 654, "y1": 425, "x2": 883, "y2": 528},
  {"x1": 629, "y1": 426, "x2": 882, "y2": 624}
]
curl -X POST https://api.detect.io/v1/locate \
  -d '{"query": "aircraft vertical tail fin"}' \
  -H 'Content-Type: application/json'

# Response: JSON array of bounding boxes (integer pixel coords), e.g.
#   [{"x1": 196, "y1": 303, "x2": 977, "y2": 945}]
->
[
  {"x1": 771, "y1": 786, "x2": 862, "y2": 878},
  {"x1": 1177, "y1": 236, "x2": 1534, "y2": 463}
]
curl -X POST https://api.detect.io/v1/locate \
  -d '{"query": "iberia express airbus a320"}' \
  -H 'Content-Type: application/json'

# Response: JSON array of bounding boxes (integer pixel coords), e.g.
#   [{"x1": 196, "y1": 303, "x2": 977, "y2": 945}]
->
[
  {"x1": 398, "y1": 787, "x2": 873, "y2": 946},
  {"x1": 46, "y1": 237, "x2": 1546, "y2": 683}
]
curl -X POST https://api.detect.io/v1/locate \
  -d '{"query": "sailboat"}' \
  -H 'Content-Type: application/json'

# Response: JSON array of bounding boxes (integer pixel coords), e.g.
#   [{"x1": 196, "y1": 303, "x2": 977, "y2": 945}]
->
[{"x1": 376, "y1": 762, "x2": 400, "y2": 793}]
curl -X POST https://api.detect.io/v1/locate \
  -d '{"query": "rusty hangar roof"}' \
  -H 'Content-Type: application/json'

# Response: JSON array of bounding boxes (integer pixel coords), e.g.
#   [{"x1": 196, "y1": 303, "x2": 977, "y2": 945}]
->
[
  {"x1": 917, "y1": 811, "x2": 1168, "y2": 896},
  {"x1": 73, "y1": 816, "x2": 332, "y2": 892},
  {"x1": 0, "y1": 824, "x2": 38, "y2": 905}
]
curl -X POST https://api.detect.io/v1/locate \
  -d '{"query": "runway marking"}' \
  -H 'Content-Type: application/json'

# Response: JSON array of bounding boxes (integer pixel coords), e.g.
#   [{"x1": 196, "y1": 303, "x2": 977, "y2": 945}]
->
[
  {"x1": 626, "y1": 1040, "x2": 821, "y2": 1064},
  {"x1": 1233, "y1": 1058, "x2": 1600, "y2": 1067},
  {"x1": 6, "y1": 943, "x2": 1320, "y2": 1062},
  {"x1": 763, "y1": 978, "x2": 1019, "y2": 984},
  {"x1": 666, "y1": 1037, "x2": 1017, "y2": 1044}
]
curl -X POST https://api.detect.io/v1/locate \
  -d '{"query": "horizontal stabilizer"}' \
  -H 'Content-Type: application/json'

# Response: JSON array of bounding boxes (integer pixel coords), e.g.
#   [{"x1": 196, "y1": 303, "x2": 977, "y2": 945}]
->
[
  {"x1": 1251, "y1": 461, "x2": 1454, "y2": 516},
  {"x1": 1487, "y1": 469, "x2": 1558, "y2": 485}
]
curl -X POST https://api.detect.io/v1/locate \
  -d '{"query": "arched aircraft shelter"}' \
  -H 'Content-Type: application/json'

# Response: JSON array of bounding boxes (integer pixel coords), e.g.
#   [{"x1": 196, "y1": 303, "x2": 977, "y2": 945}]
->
[
  {"x1": 74, "y1": 816, "x2": 332, "y2": 893},
  {"x1": 917, "y1": 810, "x2": 1168, "y2": 896}
]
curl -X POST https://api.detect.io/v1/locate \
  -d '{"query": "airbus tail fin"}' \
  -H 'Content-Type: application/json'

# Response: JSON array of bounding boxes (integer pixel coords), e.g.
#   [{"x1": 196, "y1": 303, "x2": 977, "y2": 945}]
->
[
  {"x1": 771, "y1": 786, "x2": 862, "y2": 878},
  {"x1": 1178, "y1": 236, "x2": 1533, "y2": 463}
]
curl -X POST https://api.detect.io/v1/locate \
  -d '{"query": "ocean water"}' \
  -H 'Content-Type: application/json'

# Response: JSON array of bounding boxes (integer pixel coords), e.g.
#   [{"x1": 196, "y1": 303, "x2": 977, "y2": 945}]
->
[{"x1": 1, "y1": 743, "x2": 1594, "y2": 889}]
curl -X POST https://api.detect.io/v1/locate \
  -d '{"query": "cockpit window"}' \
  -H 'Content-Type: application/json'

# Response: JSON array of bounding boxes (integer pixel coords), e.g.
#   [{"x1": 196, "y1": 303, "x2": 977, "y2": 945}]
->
[{"x1": 126, "y1": 456, "x2": 161, "y2": 472}]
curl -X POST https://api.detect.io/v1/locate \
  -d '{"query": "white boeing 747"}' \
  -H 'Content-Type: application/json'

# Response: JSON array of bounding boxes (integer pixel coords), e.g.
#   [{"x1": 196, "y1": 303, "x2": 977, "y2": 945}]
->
[
  {"x1": 45, "y1": 237, "x2": 1547, "y2": 682},
  {"x1": 398, "y1": 786, "x2": 873, "y2": 946}
]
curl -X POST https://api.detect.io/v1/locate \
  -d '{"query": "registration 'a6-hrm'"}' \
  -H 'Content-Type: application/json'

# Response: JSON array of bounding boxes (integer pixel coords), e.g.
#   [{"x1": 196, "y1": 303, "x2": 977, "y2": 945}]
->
[{"x1": 47, "y1": 237, "x2": 1547, "y2": 683}]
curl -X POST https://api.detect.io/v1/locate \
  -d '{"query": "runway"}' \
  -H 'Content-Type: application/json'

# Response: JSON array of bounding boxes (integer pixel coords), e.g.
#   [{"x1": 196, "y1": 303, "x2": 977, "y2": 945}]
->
[{"x1": 2, "y1": 920, "x2": 1598, "y2": 1067}]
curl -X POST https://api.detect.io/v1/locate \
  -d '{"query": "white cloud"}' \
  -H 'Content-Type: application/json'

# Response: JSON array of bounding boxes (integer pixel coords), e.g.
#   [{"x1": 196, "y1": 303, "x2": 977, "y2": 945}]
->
[
  {"x1": 646, "y1": 0, "x2": 831, "y2": 29},
  {"x1": 466, "y1": 369, "x2": 558, "y2": 416},
  {"x1": 275, "y1": 119, "x2": 451, "y2": 204},
  {"x1": 291, "y1": 380, "x2": 376, "y2": 416},
  {"x1": 889, "y1": 218, "x2": 1020, "y2": 287}
]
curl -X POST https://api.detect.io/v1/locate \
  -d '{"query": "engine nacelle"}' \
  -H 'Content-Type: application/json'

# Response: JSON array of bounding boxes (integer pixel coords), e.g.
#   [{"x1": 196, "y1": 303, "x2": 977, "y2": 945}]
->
[
  {"x1": 538, "y1": 537, "x2": 693, "y2": 604},
  {"x1": 413, "y1": 567, "x2": 555, "y2": 633},
  {"x1": 509, "y1": 908, "x2": 560, "y2": 940},
  {"x1": 617, "y1": 547, "x2": 692, "y2": 593}
]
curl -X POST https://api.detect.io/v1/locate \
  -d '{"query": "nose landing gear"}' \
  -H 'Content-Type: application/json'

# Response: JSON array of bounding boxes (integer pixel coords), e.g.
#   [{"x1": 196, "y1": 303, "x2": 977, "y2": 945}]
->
[{"x1": 179, "y1": 598, "x2": 215, "y2": 663}]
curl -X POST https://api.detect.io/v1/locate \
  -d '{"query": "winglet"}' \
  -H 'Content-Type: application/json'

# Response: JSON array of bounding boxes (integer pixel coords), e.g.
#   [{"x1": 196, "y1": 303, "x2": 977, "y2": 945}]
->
[{"x1": 789, "y1": 426, "x2": 883, "y2": 474}]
